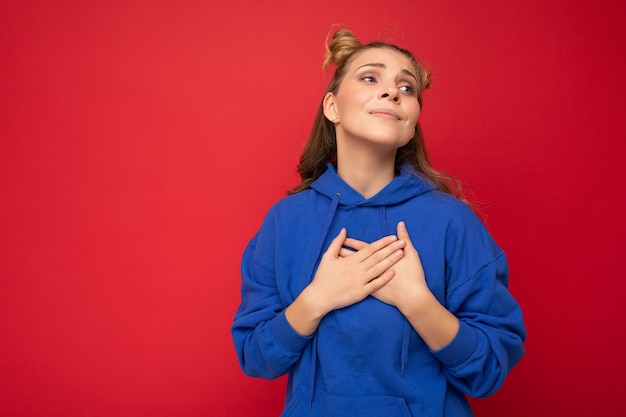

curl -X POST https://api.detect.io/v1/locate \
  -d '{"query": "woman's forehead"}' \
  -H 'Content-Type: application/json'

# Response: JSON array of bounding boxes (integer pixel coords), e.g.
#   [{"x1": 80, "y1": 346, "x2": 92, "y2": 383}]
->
[{"x1": 348, "y1": 48, "x2": 416, "y2": 76}]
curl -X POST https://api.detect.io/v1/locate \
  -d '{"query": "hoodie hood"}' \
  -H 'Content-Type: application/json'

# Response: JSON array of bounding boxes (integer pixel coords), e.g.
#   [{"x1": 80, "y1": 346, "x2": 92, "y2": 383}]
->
[{"x1": 311, "y1": 162, "x2": 437, "y2": 207}]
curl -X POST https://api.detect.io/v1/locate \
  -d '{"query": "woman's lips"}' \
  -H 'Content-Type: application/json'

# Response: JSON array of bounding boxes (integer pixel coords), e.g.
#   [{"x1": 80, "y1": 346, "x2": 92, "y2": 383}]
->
[{"x1": 369, "y1": 108, "x2": 400, "y2": 120}]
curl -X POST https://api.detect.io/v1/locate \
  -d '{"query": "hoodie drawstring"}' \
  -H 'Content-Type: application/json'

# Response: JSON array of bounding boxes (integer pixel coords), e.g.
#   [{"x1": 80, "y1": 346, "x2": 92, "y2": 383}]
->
[
  {"x1": 400, "y1": 321, "x2": 410, "y2": 374},
  {"x1": 307, "y1": 192, "x2": 341, "y2": 409},
  {"x1": 380, "y1": 206, "x2": 411, "y2": 375},
  {"x1": 379, "y1": 205, "x2": 390, "y2": 234}
]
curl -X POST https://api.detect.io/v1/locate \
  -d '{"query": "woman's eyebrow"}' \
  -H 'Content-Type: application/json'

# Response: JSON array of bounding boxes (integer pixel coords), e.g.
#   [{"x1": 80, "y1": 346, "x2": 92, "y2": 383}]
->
[{"x1": 356, "y1": 63, "x2": 418, "y2": 82}]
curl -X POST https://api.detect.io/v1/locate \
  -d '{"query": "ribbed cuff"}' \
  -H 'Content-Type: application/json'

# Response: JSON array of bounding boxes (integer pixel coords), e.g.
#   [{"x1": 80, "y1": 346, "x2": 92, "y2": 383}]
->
[
  {"x1": 265, "y1": 310, "x2": 313, "y2": 357},
  {"x1": 431, "y1": 321, "x2": 479, "y2": 368}
]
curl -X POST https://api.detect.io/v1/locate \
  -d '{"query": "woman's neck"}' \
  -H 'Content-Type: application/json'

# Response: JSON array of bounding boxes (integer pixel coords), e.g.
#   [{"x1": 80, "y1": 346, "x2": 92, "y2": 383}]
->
[{"x1": 336, "y1": 146, "x2": 396, "y2": 199}]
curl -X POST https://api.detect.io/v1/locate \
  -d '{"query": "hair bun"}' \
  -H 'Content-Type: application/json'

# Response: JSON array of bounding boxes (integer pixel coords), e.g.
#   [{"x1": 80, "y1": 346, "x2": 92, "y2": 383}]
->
[{"x1": 323, "y1": 28, "x2": 362, "y2": 71}]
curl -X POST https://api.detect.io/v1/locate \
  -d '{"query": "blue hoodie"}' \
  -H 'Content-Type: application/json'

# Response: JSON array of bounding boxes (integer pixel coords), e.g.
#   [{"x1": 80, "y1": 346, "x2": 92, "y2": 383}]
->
[{"x1": 232, "y1": 163, "x2": 526, "y2": 417}]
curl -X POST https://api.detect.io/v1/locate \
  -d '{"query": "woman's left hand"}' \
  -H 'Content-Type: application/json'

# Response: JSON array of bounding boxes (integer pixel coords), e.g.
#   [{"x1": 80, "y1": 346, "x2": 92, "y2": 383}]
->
[
  {"x1": 342, "y1": 221, "x2": 460, "y2": 350},
  {"x1": 341, "y1": 221, "x2": 430, "y2": 311}
]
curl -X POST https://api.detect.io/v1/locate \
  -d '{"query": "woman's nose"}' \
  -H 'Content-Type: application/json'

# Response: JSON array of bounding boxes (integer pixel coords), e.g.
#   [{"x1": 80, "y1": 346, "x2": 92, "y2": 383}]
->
[{"x1": 380, "y1": 85, "x2": 400, "y2": 102}]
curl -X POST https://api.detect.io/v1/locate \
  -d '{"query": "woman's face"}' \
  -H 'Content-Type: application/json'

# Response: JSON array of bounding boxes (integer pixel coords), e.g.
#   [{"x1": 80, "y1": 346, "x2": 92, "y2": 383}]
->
[{"x1": 325, "y1": 47, "x2": 421, "y2": 151}]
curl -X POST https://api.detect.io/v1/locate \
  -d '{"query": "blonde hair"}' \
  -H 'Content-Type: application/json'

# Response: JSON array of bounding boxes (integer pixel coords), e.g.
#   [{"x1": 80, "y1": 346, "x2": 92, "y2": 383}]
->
[{"x1": 289, "y1": 28, "x2": 468, "y2": 206}]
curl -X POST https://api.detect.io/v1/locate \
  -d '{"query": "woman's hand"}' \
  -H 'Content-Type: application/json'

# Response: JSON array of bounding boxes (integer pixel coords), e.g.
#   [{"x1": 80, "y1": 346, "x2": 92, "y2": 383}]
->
[
  {"x1": 370, "y1": 221, "x2": 431, "y2": 311},
  {"x1": 285, "y1": 228, "x2": 405, "y2": 336},
  {"x1": 342, "y1": 222, "x2": 430, "y2": 310},
  {"x1": 311, "y1": 228, "x2": 406, "y2": 312},
  {"x1": 343, "y1": 221, "x2": 460, "y2": 350}
]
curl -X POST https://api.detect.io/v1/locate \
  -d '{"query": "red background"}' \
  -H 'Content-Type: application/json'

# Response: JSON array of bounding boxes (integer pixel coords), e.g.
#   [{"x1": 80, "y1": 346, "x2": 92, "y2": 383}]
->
[{"x1": 1, "y1": 1, "x2": 625, "y2": 416}]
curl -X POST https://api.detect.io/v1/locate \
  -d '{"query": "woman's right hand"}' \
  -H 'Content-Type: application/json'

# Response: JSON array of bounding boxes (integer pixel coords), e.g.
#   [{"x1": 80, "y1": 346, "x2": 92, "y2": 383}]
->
[{"x1": 285, "y1": 228, "x2": 405, "y2": 336}]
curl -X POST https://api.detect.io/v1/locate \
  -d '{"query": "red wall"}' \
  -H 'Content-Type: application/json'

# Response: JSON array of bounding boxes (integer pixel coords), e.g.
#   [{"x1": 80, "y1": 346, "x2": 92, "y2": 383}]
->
[{"x1": 1, "y1": 1, "x2": 624, "y2": 416}]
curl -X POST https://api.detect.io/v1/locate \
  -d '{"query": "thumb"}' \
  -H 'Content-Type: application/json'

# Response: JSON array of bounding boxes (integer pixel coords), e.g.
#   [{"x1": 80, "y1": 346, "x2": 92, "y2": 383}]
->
[
  {"x1": 326, "y1": 228, "x2": 347, "y2": 259},
  {"x1": 397, "y1": 221, "x2": 413, "y2": 248}
]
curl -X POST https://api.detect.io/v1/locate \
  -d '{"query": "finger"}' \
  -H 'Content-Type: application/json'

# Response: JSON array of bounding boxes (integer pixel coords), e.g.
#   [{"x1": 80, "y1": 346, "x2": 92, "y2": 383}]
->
[
  {"x1": 397, "y1": 221, "x2": 414, "y2": 249},
  {"x1": 325, "y1": 228, "x2": 347, "y2": 259},
  {"x1": 363, "y1": 248, "x2": 404, "y2": 279},
  {"x1": 355, "y1": 234, "x2": 398, "y2": 262},
  {"x1": 343, "y1": 237, "x2": 368, "y2": 251},
  {"x1": 338, "y1": 247, "x2": 357, "y2": 258},
  {"x1": 359, "y1": 235, "x2": 406, "y2": 269},
  {"x1": 397, "y1": 222, "x2": 422, "y2": 260},
  {"x1": 364, "y1": 269, "x2": 395, "y2": 293}
]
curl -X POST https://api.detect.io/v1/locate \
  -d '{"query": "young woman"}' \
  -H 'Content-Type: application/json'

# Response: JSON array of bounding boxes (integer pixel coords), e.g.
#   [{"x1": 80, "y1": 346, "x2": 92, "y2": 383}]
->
[{"x1": 232, "y1": 28, "x2": 526, "y2": 417}]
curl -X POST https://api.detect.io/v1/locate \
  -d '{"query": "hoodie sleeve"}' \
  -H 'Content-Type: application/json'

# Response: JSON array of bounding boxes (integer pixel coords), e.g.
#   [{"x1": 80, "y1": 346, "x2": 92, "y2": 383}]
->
[
  {"x1": 231, "y1": 215, "x2": 313, "y2": 380},
  {"x1": 430, "y1": 205, "x2": 526, "y2": 398}
]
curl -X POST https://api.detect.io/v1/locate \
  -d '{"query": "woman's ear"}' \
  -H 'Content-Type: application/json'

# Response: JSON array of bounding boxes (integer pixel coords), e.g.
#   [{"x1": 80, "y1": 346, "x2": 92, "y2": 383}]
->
[{"x1": 323, "y1": 92, "x2": 339, "y2": 123}]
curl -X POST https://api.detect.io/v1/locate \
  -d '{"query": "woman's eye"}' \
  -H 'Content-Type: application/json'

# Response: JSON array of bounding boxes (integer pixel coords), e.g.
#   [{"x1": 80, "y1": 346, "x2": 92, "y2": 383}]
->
[
  {"x1": 362, "y1": 76, "x2": 376, "y2": 83},
  {"x1": 400, "y1": 85, "x2": 416, "y2": 95}
]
